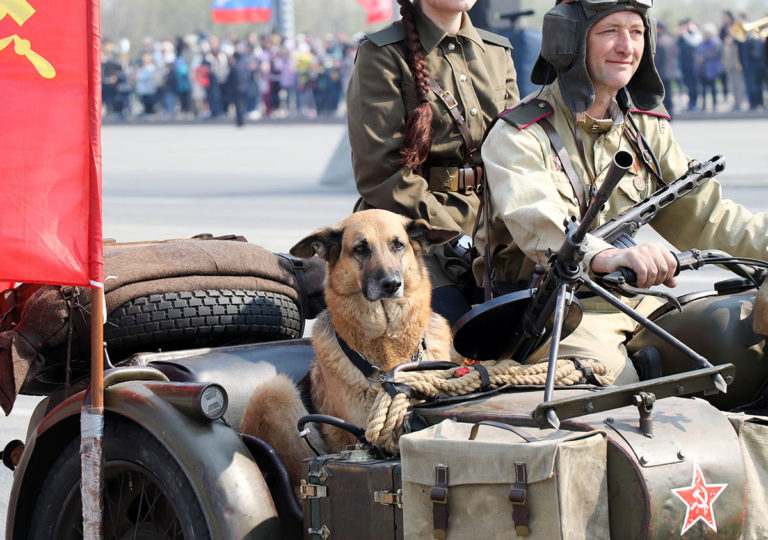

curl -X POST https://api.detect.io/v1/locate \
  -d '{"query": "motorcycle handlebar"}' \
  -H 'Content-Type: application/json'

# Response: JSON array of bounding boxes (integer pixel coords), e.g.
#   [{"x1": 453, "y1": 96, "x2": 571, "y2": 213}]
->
[{"x1": 607, "y1": 249, "x2": 704, "y2": 286}]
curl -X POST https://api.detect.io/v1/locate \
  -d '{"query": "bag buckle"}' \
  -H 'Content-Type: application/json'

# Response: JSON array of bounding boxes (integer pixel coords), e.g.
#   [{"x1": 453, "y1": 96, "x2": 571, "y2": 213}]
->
[{"x1": 439, "y1": 90, "x2": 458, "y2": 110}]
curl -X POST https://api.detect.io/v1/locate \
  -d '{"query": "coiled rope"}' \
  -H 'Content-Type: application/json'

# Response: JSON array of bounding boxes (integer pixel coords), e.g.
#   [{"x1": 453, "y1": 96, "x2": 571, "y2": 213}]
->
[{"x1": 365, "y1": 358, "x2": 613, "y2": 454}]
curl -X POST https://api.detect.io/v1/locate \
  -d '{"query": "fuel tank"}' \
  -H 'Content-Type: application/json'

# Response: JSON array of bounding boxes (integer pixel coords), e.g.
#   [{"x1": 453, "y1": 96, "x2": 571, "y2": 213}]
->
[{"x1": 628, "y1": 289, "x2": 768, "y2": 410}]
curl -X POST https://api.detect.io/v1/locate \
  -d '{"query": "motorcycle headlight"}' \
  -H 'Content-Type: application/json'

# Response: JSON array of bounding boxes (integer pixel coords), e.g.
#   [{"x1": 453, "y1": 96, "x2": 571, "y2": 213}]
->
[{"x1": 197, "y1": 383, "x2": 228, "y2": 420}]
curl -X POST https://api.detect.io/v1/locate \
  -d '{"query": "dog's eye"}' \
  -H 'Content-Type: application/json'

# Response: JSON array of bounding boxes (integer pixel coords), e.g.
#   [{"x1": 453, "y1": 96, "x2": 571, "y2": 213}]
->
[
  {"x1": 352, "y1": 243, "x2": 370, "y2": 256},
  {"x1": 392, "y1": 239, "x2": 405, "y2": 251}
]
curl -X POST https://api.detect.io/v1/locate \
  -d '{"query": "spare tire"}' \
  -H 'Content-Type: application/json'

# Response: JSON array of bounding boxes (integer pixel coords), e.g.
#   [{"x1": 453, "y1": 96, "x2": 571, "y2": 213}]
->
[{"x1": 104, "y1": 289, "x2": 302, "y2": 356}]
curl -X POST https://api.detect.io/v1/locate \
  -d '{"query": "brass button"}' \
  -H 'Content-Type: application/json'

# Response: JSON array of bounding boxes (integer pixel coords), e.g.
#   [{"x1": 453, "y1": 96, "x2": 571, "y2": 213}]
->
[
  {"x1": 470, "y1": 108, "x2": 478, "y2": 116},
  {"x1": 459, "y1": 74, "x2": 467, "y2": 82},
  {"x1": 448, "y1": 42, "x2": 456, "y2": 51}
]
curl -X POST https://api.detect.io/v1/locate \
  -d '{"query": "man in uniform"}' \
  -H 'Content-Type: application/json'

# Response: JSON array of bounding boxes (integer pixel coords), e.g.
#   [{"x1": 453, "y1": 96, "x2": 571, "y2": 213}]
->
[{"x1": 475, "y1": 0, "x2": 768, "y2": 384}]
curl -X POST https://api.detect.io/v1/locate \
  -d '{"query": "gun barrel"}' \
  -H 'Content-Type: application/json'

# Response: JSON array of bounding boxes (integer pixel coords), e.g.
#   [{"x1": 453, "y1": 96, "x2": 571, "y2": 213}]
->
[{"x1": 573, "y1": 150, "x2": 634, "y2": 244}]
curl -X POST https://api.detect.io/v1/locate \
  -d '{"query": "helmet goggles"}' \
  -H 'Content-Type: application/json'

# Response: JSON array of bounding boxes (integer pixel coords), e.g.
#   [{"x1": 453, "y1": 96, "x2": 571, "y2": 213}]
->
[{"x1": 579, "y1": 0, "x2": 652, "y2": 17}]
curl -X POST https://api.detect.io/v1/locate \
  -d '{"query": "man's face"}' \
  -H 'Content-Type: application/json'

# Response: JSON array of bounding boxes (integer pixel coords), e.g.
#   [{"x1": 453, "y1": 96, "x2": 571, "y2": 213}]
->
[{"x1": 586, "y1": 11, "x2": 645, "y2": 97}]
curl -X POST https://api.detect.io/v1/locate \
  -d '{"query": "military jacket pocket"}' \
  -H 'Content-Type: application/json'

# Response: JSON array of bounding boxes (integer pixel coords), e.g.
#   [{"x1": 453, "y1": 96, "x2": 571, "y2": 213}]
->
[
  {"x1": 616, "y1": 170, "x2": 650, "y2": 205},
  {"x1": 552, "y1": 173, "x2": 580, "y2": 209},
  {"x1": 493, "y1": 85, "x2": 509, "y2": 109}
]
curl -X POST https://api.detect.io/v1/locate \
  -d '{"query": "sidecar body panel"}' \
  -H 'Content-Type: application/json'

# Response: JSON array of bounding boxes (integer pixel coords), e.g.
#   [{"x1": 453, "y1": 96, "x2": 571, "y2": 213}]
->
[{"x1": 414, "y1": 389, "x2": 746, "y2": 539}]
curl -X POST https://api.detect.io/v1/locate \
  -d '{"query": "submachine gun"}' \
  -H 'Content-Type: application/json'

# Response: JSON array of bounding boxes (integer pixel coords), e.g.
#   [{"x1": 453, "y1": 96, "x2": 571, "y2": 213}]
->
[{"x1": 454, "y1": 153, "x2": 732, "y2": 429}]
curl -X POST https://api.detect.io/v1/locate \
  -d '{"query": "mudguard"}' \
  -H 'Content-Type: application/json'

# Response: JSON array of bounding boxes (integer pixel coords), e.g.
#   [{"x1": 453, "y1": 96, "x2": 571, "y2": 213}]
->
[{"x1": 8, "y1": 378, "x2": 280, "y2": 539}]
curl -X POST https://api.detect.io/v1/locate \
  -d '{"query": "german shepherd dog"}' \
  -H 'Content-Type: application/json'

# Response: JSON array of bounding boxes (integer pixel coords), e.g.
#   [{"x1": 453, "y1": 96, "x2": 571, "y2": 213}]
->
[{"x1": 240, "y1": 209, "x2": 458, "y2": 487}]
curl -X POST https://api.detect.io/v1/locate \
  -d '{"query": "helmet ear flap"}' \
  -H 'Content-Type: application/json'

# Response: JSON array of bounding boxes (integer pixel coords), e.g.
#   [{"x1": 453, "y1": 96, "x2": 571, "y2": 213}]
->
[
  {"x1": 539, "y1": 10, "x2": 580, "y2": 70},
  {"x1": 531, "y1": 3, "x2": 584, "y2": 86}
]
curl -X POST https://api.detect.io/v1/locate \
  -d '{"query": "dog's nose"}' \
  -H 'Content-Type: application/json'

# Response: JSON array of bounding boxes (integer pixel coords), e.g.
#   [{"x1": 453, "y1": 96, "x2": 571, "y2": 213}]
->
[{"x1": 381, "y1": 276, "x2": 402, "y2": 296}]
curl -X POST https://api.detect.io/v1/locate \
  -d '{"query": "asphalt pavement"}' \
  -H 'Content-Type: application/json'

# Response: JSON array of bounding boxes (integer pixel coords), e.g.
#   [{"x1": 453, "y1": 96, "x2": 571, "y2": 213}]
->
[{"x1": 2, "y1": 116, "x2": 768, "y2": 536}]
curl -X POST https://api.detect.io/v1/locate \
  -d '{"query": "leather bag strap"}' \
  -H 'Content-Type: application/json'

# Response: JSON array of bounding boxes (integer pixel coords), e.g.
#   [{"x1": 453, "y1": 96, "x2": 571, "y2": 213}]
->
[
  {"x1": 425, "y1": 75, "x2": 476, "y2": 159},
  {"x1": 392, "y1": 42, "x2": 476, "y2": 160},
  {"x1": 540, "y1": 117, "x2": 587, "y2": 218},
  {"x1": 431, "y1": 465, "x2": 450, "y2": 540}
]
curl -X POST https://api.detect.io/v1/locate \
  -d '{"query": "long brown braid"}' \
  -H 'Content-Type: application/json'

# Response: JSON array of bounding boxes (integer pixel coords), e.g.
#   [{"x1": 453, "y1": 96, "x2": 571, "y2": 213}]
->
[{"x1": 396, "y1": 0, "x2": 434, "y2": 170}]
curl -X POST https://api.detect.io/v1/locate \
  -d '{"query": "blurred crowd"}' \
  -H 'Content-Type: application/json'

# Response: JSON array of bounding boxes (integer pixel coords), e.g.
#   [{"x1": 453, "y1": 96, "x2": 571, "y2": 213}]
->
[
  {"x1": 101, "y1": 31, "x2": 358, "y2": 125},
  {"x1": 651, "y1": 11, "x2": 768, "y2": 116},
  {"x1": 102, "y1": 10, "x2": 768, "y2": 124}
]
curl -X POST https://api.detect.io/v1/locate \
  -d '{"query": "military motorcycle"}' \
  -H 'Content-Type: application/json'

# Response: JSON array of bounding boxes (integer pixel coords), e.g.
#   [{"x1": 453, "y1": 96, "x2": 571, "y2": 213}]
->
[{"x1": 3, "y1": 154, "x2": 767, "y2": 539}]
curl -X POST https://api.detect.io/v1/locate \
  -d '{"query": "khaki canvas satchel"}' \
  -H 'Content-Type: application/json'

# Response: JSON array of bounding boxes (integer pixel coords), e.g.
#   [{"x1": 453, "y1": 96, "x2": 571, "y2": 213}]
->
[
  {"x1": 399, "y1": 419, "x2": 609, "y2": 540},
  {"x1": 726, "y1": 412, "x2": 768, "y2": 539}
]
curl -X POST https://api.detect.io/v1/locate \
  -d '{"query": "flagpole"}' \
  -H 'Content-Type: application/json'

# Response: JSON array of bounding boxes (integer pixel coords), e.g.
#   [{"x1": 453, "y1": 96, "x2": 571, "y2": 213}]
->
[
  {"x1": 82, "y1": 0, "x2": 105, "y2": 538},
  {"x1": 82, "y1": 287, "x2": 104, "y2": 539}
]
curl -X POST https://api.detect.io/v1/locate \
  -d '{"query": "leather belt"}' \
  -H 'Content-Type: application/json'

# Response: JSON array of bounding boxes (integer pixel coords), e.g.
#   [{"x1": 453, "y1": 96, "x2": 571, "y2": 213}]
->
[{"x1": 427, "y1": 165, "x2": 483, "y2": 194}]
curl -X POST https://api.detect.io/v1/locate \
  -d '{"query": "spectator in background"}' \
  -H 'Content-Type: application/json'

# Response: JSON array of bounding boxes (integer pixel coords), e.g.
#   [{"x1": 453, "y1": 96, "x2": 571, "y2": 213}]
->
[
  {"x1": 173, "y1": 38, "x2": 193, "y2": 119},
  {"x1": 696, "y1": 23, "x2": 724, "y2": 112},
  {"x1": 160, "y1": 40, "x2": 178, "y2": 117},
  {"x1": 741, "y1": 18, "x2": 765, "y2": 110},
  {"x1": 229, "y1": 46, "x2": 257, "y2": 127},
  {"x1": 655, "y1": 22, "x2": 679, "y2": 118},
  {"x1": 102, "y1": 43, "x2": 123, "y2": 117},
  {"x1": 278, "y1": 42, "x2": 299, "y2": 117},
  {"x1": 678, "y1": 18, "x2": 702, "y2": 111},
  {"x1": 203, "y1": 35, "x2": 230, "y2": 117},
  {"x1": 721, "y1": 11, "x2": 746, "y2": 111},
  {"x1": 136, "y1": 52, "x2": 159, "y2": 116}
]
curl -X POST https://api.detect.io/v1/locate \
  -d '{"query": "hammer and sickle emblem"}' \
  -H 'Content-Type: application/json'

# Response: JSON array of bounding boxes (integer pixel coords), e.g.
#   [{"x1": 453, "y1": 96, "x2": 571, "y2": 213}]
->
[
  {"x1": 0, "y1": 1, "x2": 56, "y2": 79},
  {"x1": 0, "y1": 0, "x2": 36, "y2": 26}
]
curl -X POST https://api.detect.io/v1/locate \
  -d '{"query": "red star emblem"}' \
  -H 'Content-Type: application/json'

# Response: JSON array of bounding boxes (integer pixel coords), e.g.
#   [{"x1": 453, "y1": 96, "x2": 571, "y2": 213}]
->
[{"x1": 671, "y1": 463, "x2": 727, "y2": 535}]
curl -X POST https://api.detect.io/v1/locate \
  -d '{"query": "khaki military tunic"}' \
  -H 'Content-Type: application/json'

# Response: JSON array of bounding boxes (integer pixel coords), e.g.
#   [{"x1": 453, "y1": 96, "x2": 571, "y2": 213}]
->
[
  {"x1": 346, "y1": 7, "x2": 519, "y2": 289},
  {"x1": 476, "y1": 83, "x2": 768, "y2": 382}
]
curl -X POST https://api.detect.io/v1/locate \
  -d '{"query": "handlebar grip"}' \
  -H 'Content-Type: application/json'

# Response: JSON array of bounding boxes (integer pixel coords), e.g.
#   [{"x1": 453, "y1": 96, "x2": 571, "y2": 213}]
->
[
  {"x1": 618, "y1": 266, "x2": 637, "y2": 285},
  {"x1": 615, "y1": 249, "x2": 701, "y2": 285}
]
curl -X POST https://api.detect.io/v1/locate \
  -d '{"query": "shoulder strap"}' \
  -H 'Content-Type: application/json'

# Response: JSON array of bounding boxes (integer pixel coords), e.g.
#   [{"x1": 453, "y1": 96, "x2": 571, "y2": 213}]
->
[
  {"x1": 366, "y1": 22, "x2": 405, "y2": 47},
  {"x1": 498, "y1": 99, "x2": 553, "y2": 130},
  {"x1": 393, "y1": 43, "x2": 476, "y2": 160},
  {"x1": 500, "y1": 102, "x2": 585, "y2": 217},
  {"x1": 540, "y1": 118, "x2": 587, "y2": 218},
  {"x1": 475, "y1": 28, "x2": 512, "y2": 49}
]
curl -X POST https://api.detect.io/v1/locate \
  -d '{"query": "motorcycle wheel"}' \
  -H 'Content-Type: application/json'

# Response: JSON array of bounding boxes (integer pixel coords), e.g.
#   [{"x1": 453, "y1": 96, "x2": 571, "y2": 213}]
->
[{"x1": 29, "y1": 419, "x2": 211, "y2": 539}]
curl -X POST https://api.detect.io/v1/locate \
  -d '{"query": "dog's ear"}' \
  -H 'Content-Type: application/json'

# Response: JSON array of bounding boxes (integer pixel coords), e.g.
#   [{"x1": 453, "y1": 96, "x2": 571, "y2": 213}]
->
[
  {"x1": 290, "y1": 227, "x2": 343, "y2": 264},
  {"x1": 406, "y1": 219, "x2": 460, "y2": 249}
]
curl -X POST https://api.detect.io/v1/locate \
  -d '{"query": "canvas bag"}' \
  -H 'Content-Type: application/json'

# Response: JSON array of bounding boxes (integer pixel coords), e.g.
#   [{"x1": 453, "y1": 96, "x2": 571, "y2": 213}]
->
[
  {"x1": 399, "y1": 419, "x2": 609, "y2": 540},
  {"x1": 726, "y1": 412, "x2": 768, "y2": 539}
]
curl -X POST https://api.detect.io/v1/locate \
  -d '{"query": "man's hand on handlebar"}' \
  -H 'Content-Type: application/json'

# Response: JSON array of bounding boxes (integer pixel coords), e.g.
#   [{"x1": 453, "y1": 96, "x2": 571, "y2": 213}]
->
[{"x1": 590, "y1": 242, "x2": 678, "y2": 289}]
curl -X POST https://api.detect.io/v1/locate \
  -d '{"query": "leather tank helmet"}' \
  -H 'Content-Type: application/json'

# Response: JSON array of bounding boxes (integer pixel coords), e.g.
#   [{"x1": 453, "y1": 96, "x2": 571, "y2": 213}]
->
[{"x1": 531, "y1": 0, "x2": 664, "y2": 113}]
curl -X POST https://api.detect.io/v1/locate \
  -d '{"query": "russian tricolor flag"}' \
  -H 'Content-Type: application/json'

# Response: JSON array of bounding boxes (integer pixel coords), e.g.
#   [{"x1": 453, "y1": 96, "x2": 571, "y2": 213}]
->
[{"x1": 211, "y1": 0, "x2": 272, "y2": 24}]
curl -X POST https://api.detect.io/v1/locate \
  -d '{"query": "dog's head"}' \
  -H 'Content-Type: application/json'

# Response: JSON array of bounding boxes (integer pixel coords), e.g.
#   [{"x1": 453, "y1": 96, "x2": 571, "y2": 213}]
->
[{"x1": 290, "y1": 209, "x2": 458, "y2": 302}]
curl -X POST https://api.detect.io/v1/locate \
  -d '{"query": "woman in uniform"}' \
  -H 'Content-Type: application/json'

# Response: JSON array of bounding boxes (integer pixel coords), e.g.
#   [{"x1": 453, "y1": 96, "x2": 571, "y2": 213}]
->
[{"x1": 346, "y1": 0, "x2": 519, "y2": 326}]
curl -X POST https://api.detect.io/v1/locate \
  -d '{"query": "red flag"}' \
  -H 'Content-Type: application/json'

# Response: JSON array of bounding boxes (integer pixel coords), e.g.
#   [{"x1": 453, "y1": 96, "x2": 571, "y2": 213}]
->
[
  {"x1": 0, "y1": 0, "x2": 103, "y2": 291},
  {"x1": 357, "y1": 0, "x2": 393, "y2": 25}
]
